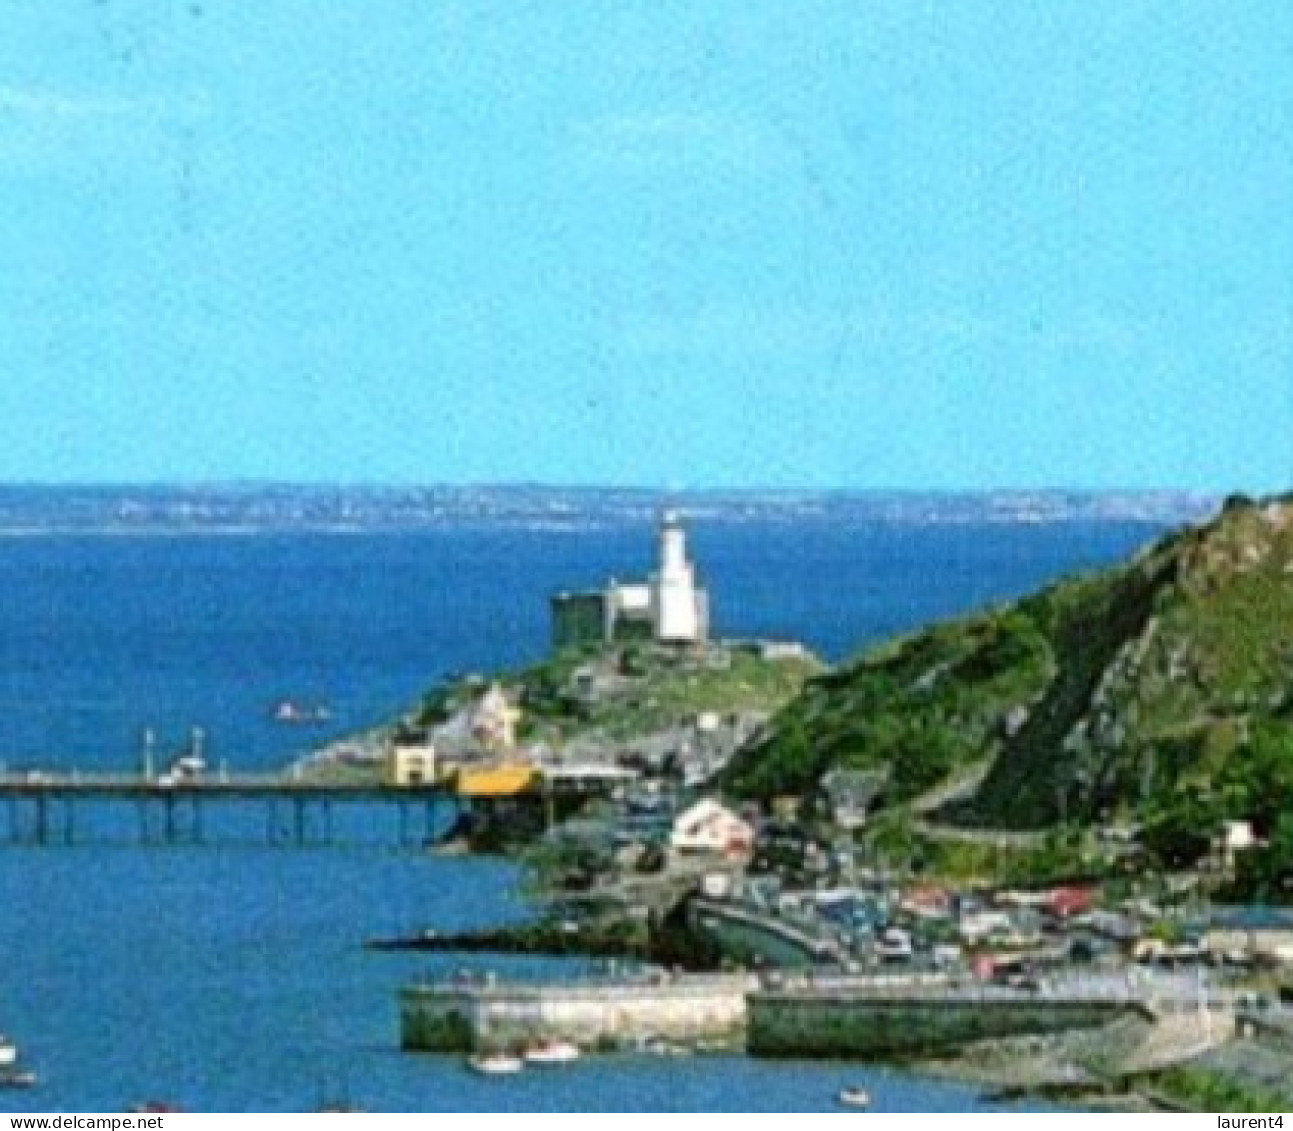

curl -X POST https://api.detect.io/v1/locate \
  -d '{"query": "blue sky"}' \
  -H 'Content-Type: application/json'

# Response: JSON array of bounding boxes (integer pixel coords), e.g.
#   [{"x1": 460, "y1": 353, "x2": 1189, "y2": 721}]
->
[{"x1": 0, "y1": 1, "x2": 1290, "y2": 490}]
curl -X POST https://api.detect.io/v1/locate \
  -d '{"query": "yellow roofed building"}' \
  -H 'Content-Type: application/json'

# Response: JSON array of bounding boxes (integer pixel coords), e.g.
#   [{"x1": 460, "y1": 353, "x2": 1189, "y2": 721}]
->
[{"x1": 454, "y1": 764, "x2": 537, "y2": 798}]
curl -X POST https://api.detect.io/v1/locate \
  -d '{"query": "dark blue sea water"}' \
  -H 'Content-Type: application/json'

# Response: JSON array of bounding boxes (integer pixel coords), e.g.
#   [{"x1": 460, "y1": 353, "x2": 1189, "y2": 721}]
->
[
  {"x1": 0, "y1": 521, "x2": 1165, "y2": 772},
  {"x1": 0, "y1": 520, "x2": 1167, "y2": 1111}
]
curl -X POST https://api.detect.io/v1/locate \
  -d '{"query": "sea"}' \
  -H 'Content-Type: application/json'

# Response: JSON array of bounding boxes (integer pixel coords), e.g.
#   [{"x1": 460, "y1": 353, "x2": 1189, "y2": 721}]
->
[{"x1": 0, "y1": 518, "x2": 1170, "y2": 1112}]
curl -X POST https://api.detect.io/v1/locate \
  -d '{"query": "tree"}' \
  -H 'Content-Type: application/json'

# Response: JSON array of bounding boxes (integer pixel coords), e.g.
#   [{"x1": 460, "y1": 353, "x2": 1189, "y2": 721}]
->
[{"x1": 1142, "y1": 791, "x2": 1222, "y2": 869}]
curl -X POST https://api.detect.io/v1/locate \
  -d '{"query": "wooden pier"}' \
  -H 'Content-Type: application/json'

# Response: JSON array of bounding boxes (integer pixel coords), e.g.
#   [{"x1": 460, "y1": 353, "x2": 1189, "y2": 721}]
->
[
  {"x1": 0, "y1": 772, "x2": 451, "y2": 848},
  {"x1": 0, "y1": 763, "x2": 629, "y2": 848}
]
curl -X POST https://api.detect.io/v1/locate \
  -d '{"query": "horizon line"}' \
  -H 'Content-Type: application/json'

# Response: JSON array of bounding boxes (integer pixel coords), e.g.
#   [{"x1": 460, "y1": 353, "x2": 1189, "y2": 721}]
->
[{"x1": 0, "y1": 479, "x2": 1233, "y2": 497}]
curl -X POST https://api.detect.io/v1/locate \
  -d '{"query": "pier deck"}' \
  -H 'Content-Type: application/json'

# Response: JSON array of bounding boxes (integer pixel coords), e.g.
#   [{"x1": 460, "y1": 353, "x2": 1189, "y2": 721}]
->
[
  {"x1": 0, "y1": 770, "x2": 450, "y2": 848},
  {"x1": 0, "y1": 771, "x2": 440, "y2": 799},
  {"x1": 0, "y1": 764, "x2": 625, "y2": 847}
]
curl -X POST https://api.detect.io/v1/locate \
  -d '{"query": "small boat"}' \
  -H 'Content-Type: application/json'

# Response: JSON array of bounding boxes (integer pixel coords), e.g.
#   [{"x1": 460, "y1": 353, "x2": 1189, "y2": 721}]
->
[
  {"x1": 130, "y1": 1102, "x2": 185, "y2": 1113},
  {"x1": 523, "y1": 1040, "x2": 580, "y2": 1066},
  {"x1": 838, "y1": 1087, "x2": 871, "y2": 1108},
  {"x1": 641, "y1": 1037, "x2": 691, "y2": 1057},
  {"x1": 273, "y1": 700, "x2": 333, "y2": 725},
  {"x1": 0, "y1": 1036, "x2": 17, "y2": 1067},
  {"x1": 0, "y1": 1070, "x2": 38, "y2": 1090},
  {"x1": 467, "y1": 1053, "x2": 524, "y2": 1075}
]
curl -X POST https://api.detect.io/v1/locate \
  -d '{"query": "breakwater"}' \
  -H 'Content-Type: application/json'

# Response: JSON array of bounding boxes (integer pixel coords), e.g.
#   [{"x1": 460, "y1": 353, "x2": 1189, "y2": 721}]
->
[
  {"x1": 748, "y1": 980, "x2": 1145, "y2": 1060},
  {"x1": 400, "y1": 972, "x2": 1153, "y2": 1058},
  {"x1": 401, "y1": 974, "x2": 753, "y2": 1053}
]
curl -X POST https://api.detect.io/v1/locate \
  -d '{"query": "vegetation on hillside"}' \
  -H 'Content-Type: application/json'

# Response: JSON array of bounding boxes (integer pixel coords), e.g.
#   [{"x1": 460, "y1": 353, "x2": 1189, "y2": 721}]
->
[
  {"x1": 724, "y1": 608, "x2": 1054, "y2": 802},
  {"x1": 725, "y1": 495, "x2": 1293, "y2": 894},
  {"x1": 414, "y1": 642, "x2": 822, "y2": 748},
  {"x1": 1152, "y1": 1066, "x2": 1292, "y2": 1113}
]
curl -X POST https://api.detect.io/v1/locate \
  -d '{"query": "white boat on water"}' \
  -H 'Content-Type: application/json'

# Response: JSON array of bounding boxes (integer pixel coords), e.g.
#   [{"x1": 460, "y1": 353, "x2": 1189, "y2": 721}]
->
[
  {"x1": 467, "y1": 1053, "x2": 524, "y2": 1076},
  {"x1": 0, "y1": 1036, "x2": 17, "y2": 1068},
  {"x1": 273, "y1": 700, "x2": 333, "y2": 725},
  {"x1": 523, "y1": 1040, "x2": 580, "y2": 1066},
  {"x1": 838, "y1": 1087, "x2": 871, "y2": 1108},
  {"x1": 641, "y1": 1036, "x2": 692, "y2": 1057},
  {"x1": 0, "y1": 1070, "x2": 37, "y2": 1090}
]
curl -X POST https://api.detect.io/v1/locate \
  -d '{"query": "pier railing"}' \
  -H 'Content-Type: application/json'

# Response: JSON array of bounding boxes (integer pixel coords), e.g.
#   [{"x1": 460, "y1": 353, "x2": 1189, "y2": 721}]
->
[
  {"x1": 403, "y1": 973, "x2": 755, "y2": 1003},
  {"x1": 0, "y1": 769, "x2": 450, "y2": 847},
  {"x1": 0, "y1": 770, "x2": 443, "y2": 796},
  {"x1": 758, "y1": 970, "x2": 1240, "y2": 1014}
]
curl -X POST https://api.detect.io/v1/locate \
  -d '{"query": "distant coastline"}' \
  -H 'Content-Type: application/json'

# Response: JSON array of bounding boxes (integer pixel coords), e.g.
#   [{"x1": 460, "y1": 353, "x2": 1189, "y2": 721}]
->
[{"x1": 0, "y1": 484, "x2": 1219, "y2": 537}]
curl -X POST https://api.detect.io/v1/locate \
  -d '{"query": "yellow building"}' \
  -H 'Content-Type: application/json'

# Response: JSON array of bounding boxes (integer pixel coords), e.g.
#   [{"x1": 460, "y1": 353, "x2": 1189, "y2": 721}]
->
[{"x1": 454, "y1": 764, "x2": 537, "y2": 798}]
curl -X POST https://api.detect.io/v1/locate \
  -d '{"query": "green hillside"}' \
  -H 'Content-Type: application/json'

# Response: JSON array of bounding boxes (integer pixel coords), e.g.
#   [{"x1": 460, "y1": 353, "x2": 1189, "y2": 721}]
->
[
  {"x1": 414, "y1": 641, "x2": 822, "y2": 747},
  {"x1": 725, "y1": 495, "x2": 1293, "y2": 890}
]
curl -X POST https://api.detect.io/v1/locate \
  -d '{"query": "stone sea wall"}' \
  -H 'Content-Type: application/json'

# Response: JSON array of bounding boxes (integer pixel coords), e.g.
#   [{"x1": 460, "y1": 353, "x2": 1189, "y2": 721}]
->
[
  {"x1": 401, "y1": 975, "x2": 753, "y2": 1053},
  {"x1": 748, "y1": 989, "x2": 1138, "y2": 1059},
  {"x1": 402, "y1": 973, "x2": 1150, "y2": 1060}
]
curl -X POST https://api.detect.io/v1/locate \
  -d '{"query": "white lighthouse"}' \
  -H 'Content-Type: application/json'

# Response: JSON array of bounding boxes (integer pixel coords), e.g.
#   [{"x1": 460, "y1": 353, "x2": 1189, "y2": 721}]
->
[
  {"x1": 550, "y1": 509, "x2": 710, "y2": 649},
  {"x1": 650, "y1": 510, "x2": 708, "y2": 644}
]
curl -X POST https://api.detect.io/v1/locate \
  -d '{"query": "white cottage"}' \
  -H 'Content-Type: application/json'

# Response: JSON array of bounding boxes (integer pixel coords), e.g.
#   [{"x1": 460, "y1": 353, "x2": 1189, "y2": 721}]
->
[{"x1": 670, "y1": 799, "x2": 754, "y2": 862}]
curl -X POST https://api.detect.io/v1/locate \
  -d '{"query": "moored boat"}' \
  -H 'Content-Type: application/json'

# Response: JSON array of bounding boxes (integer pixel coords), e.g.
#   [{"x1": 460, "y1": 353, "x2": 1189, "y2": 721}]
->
[
  {"x1": 838, "y1": 1086, "x2": 871, "y2": 1108},
  {"x1": 523, "y1": 1040, "x2": 580, "y2": 1066},
  {"x1": 0, "y1": 1036, "x2": 16, "y2": 1067},
  {"x1": 1, "y1": 1070, "x2": 38, "y2": 1090},
  {"x1": 273, "y1": 700, "x2": 333, "y2": 725},
  {"x1": 467, "y1": 1053, "x2": 524, "y2": 1075},
  {"x1": 641, "y1": 1036, "x2": 691, "y2": 1057}
]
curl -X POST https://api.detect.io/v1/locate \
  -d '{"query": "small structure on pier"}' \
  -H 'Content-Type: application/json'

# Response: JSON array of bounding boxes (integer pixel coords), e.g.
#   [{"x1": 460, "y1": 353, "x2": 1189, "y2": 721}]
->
[
  {"x1": 455, "y1": 764, "x2": 537, "y2": 798},
  {"x1": 383, "y1": 741, "x2": 438, "y2": 788}
]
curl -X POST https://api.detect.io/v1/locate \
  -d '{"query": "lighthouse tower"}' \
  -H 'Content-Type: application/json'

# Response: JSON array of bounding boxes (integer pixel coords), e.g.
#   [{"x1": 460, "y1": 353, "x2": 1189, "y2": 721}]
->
[
  {"x1": 551, "y1": 509, "x2": 712, "y2": 650},
  {"x1": 651, "y1": 510, "x2": 707, "y2": 644}
]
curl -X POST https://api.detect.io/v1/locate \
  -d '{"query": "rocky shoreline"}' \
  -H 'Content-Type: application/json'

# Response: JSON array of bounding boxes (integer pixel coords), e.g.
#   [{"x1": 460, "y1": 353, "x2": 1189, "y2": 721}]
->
[
  {"x1": 366, "y1": 902, "x2": 727, "y2": 971},
  {"x1": 916, "y1": 1026, "x2": 1293, "y2": 1113},
  {"x1": 916, "y1": 1033, "x2": 1158, "y2": 1112}
]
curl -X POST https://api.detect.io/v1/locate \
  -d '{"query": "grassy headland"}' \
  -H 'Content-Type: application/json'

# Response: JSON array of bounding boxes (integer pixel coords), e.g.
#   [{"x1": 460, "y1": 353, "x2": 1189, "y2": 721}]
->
[{"x1": 414, "y1": 641, "x2": 823, "y2": 751}]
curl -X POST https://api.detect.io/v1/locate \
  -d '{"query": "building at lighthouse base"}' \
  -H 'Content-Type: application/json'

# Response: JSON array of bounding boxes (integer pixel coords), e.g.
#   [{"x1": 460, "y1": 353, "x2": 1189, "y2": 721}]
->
[{"x1": 551, "y1": 512, "x2": 710, "y2": 650}]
